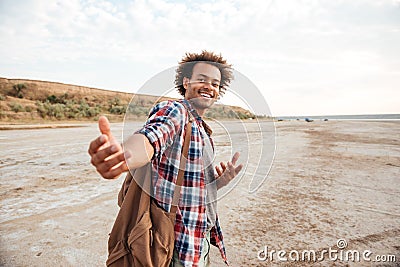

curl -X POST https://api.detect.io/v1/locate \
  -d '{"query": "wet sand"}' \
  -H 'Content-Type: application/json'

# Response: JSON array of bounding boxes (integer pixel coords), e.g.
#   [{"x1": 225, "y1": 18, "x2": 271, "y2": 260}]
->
[{"x1": 0, "y1": 120, "x2": 399, "y2": 266}]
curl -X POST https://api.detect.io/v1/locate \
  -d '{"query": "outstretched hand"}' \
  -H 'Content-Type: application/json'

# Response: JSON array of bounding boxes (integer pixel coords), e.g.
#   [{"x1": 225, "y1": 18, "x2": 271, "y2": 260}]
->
[
  {"x1": 215, "y1": 152, "x2": 243, "y2": 189},
  {"x1": 88, "y1": 116, "x2": 129, "y2": 179}
]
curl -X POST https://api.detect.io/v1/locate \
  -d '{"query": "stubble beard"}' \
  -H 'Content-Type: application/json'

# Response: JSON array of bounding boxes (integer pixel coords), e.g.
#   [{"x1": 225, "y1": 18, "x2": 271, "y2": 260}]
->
[{"x1": 189, "y1": 97, "x2": 216, "y2": 112}]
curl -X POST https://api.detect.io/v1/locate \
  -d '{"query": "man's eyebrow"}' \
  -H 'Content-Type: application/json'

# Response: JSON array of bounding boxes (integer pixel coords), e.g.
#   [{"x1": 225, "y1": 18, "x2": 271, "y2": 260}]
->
[{"x1": 197, "y1": 74, "x2": 220, "y2": 82}]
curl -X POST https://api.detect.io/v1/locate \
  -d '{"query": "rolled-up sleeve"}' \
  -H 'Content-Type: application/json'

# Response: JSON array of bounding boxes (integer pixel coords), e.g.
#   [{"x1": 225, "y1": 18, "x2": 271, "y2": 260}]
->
[{"x1": 135, "y1": 100, "x2": 187, "y2": 159}]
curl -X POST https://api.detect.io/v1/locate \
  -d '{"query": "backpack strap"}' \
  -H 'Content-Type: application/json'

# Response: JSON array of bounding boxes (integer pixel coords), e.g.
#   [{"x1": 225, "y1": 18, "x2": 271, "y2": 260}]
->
[{"x1": 170, "y1": 111, "x2": 194, "y2": 217}]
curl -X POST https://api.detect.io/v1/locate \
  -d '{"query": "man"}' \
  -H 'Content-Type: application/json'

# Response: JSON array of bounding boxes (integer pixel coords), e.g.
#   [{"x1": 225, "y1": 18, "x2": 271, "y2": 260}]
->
[{"x1": 88, "y1": 51, "x2": 243, "y2": 266}]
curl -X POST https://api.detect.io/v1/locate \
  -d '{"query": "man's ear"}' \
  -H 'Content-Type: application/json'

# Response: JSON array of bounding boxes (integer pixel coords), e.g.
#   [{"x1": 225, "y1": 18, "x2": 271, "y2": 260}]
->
[{"x1": 183, "y1": 77, "x2": 190, "y2": 89}]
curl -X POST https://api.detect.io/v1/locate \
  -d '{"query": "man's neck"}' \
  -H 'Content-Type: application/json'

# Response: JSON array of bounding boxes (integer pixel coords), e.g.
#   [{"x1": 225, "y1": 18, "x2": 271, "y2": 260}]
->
[
  {"x1": 185, "y1": 99, "x2": 206, "y2": 117},
  {"x1": 194, "y1": 108, "x2": 205, "y2": 117}
]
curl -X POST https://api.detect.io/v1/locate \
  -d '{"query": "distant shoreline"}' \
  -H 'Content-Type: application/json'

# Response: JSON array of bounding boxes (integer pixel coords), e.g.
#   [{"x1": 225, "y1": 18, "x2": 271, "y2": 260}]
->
[
  {"x1": 2, "y1": 117, "x2": 399, "y2": 131},
  {"x1": 275, "y1": 113, "x2": 400, "y2": 121}
]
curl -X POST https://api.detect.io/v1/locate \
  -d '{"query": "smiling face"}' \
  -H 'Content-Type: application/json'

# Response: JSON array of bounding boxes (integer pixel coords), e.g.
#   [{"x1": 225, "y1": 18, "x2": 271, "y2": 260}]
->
[{"x1": 183, "y1": 62, "x2": 221, "y2": 116}]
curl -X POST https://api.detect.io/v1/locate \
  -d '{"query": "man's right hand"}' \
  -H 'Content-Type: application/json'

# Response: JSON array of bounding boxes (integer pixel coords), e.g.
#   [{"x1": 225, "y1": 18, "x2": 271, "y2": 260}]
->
[{"x1": 88, "y1": 116, "x2": 129, "y2": 179}]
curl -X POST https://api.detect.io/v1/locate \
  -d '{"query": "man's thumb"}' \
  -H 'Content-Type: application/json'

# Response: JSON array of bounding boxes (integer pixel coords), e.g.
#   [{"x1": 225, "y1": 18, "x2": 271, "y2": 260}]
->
[{"x1": 98, "y1": 116, "x2": 111, "y2": 137}]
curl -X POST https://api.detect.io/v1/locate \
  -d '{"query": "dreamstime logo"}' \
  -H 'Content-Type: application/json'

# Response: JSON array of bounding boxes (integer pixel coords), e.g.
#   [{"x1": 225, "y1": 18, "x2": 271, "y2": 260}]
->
[
  {"x1": 122, "y1": 62, "x2": 276, "y2": 206},
  {"x1": 257, "y1": 239, "x2": 397, "y2": 263}
]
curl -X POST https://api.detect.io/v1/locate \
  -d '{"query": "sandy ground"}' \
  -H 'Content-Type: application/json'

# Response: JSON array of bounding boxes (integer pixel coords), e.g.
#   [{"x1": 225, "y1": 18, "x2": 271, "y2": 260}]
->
[{"x1": 0, "y1": 120, "x2": 399, "y2": 266}]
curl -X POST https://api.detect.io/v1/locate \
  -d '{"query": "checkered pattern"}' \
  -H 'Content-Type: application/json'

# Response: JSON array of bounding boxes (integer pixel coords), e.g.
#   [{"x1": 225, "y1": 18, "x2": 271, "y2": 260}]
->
[{"x1": 136, "y1": 99, "x2": 228, "y2": 267}]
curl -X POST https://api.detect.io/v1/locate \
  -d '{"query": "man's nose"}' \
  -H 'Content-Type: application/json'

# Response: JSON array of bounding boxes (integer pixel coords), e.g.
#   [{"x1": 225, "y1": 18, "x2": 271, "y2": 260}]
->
[
  {"x1": 203, "y1": 82, "x2": 219, "y2": 94},
  {"x1": 202, "y1": 81, "x2": 212, "y2": 89}
]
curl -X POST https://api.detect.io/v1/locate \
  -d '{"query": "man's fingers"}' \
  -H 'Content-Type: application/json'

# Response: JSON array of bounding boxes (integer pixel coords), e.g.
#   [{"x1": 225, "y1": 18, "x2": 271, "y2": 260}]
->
[
  {"x1": 227, "y1": 162, "x2": 235, "y2": 174},
  {"x1": 220, "y1": 162, "x2": 227, "y2": 171},
  {"x1": 91, "y1": 143, "x2": 122, "y2": 166},
  {"x1": 235, "y1": 164, "x2": 243, "y2": 174},
  {"x1": 216, "y1": 155, "x2": 243, "y2": 189},
  {"x1": 88, "y1": 134, "x2": 108, "y2": 156},
  {"x1": 98, "y1": 116, "x2": 113, "y2": 139},
  {"x1": 226, "y1": 162, "x2": 243, "y2": 177},
  {"x1": 231, "y1": 152, "x2": 240, "y2": 165},
  {"x1": 102, "y1": 161, "x2": 129, "y2": 179},
  {"x1": 215, "y1": 165, "x2": 223, "y2": 176},
  {"x1": 95, "y1": 152, "x2": 127, "y2": 175},
  {"x1": 89, "y1": 115, "x2": 128, "y2": 180}
]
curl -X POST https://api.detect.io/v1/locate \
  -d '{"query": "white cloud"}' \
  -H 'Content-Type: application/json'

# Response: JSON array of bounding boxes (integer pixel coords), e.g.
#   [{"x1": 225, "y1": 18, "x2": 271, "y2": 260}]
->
[{"x1": 0, "y1": 0, "x2": 399, "y2": 115}]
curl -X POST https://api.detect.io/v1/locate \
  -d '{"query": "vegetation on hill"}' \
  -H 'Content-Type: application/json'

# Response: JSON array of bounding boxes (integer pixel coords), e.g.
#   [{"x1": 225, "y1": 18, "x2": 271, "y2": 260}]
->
[{"x1": 0, "y1": 78, "x2": 256, "y2": 123}]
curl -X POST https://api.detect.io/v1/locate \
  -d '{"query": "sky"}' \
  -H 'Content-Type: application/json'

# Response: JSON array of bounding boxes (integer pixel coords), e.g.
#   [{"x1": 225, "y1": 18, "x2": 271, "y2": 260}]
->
[{"x1": 0, "y1": 0, "x2": 399, "y2": 116}]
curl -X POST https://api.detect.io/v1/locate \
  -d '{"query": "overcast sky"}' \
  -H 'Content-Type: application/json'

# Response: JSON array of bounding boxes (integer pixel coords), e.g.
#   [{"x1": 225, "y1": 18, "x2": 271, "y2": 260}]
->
[{"x1": 0, "y1": 0, "x2": 399, "y2": 116}]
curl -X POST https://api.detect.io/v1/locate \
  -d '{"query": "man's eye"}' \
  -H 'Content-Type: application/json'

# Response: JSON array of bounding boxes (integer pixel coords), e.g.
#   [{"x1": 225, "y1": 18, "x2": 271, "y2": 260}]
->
[
  {"x1": 198, "y1": 78, "x2": 205, "y2": 82},
  {"x1": 212, "y1": 83, "x2": 220, "y2": 88}
]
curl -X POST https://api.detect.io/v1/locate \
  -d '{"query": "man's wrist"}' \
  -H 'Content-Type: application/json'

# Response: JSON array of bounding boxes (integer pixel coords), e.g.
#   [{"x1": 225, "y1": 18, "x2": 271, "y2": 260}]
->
[{"x1": 216, "y1": 177, "x2": 226, "y2": 190}]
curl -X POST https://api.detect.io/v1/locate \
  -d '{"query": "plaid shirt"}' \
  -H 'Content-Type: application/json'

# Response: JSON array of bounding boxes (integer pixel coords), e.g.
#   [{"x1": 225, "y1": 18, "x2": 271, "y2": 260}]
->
[{"x1": 136, "y1": 99, "x2": 228, "y2": 267}]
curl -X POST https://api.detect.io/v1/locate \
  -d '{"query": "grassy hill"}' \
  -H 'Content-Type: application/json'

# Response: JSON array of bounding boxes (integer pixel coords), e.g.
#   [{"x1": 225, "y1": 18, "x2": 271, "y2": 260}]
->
[{"x1": 0, "y1": 77, "x2": 255, "y2": 123}]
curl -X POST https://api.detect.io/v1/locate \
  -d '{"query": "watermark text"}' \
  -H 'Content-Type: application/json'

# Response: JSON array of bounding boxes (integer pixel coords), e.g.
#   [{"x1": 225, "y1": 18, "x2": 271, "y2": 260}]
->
[{"x1": 257, "y1": 239, "x2": 397, "y2": 263}]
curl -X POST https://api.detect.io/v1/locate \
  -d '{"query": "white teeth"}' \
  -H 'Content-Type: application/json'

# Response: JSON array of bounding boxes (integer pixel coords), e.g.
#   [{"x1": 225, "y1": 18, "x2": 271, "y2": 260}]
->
[{"x1": 200, "y1": 93, "x2": 212, "y2": 98}]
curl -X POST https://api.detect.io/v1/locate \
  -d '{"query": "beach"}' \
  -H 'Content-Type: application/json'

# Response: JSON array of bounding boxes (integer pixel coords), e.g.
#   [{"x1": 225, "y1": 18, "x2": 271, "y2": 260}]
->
[{"x1": 0, "y1": 120, "x2": 399, "y2": 266}]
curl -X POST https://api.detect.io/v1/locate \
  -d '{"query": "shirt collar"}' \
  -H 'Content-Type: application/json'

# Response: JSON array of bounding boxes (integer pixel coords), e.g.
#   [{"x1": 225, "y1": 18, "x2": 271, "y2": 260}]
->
[
  {"x1": 181, "y1": 99, "x2": 213, "y2": 136},
  {"x1": 181, "y1": 99, "x2": 202, "y2": 122}
]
